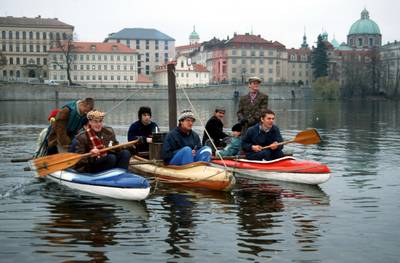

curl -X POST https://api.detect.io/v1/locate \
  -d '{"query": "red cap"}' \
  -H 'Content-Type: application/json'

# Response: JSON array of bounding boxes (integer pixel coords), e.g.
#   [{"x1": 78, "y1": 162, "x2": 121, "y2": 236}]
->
[{"x1": 47, "y1": 109, "x2": 61, "y2": 121}]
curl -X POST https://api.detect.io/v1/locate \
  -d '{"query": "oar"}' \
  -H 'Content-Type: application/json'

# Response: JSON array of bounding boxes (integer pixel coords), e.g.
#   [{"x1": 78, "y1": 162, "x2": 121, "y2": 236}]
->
[
  {"x1": 11, "y1": 157, "x2": 33, "y2": 163},
  {"x1": 29, "y1": 139, "x2": 139, "y2": 177},
  {"x1": 261, "y1": 129, "x2": 321, "y2": 150}
]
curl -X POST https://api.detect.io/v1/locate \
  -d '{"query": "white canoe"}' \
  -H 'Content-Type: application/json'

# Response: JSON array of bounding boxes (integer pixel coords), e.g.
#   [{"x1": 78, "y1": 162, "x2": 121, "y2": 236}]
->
[{"x1": 47, "y1": 168, "x2": 151, "y2": 200}]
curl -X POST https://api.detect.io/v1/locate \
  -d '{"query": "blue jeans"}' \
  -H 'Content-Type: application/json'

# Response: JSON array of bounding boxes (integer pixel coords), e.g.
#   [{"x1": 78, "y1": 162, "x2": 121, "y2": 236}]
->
[
  {"x1": 169, "y1": 146, "x2": 212, "y2": 166},
  {"x1": 246, "y1": 149, "x2": 284, "y2": 161},
  {"x1": 89, "y1": 150, "x2": 131, "y2": 173}
]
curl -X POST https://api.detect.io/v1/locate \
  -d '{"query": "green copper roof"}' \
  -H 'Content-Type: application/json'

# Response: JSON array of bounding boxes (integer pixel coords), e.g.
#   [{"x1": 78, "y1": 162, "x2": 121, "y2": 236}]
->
[
  {"x1": 348, "y1": 9, "x2": 381, "y2": 35},
  {"x1": 189, "y1": 26, "x2": 199, "y2": 40},
  {"x1": 331, "y1": 37, "x2": 340, "y2": 48}
]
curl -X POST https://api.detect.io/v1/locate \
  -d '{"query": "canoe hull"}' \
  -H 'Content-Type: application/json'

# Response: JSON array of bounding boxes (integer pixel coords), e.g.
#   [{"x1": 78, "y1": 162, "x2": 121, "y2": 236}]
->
[
  {"x1": 130, "y1": 156, "x2": 235, "y2": 191},
  {"x1": 212, "y1": 156, "x2": 331, "y2": 185},
  {"x1": 47, "y1": 168, "x2": 151, "y2": 200}
]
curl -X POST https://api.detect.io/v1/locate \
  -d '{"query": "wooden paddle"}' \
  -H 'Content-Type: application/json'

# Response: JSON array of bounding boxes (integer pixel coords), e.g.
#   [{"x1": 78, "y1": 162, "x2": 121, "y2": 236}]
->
[
  {"x1": 29, "y1": 139, "x2": 139, "y2": 177},
  {"x1": 261, "y1": 129, "x2": 321, "y2": 150}
]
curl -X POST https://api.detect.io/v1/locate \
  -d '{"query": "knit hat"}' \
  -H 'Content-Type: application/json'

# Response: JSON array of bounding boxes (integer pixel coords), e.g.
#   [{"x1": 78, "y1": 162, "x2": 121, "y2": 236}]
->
[
  {"x1": 178, "y1": 109, "x2": 196, "y2": 121},
  {"x1": 215, "y1": 106, "x2": 226, "y2": 113},
  {"x1": 232, "y1": 123, "x2": 242, "y2": 132},
  {"x1": 138, "y1": 106, "x2": 152, "y2": 120},
  {"x1": 87, "y1": 110, "x2": 105, "y2": 121},
  {"x1": 47, "y1": 108, "x2": 61, "y2": 122}
]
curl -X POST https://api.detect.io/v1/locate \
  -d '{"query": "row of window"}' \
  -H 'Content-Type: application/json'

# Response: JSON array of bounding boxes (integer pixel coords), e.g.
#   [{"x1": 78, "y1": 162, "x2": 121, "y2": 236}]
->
[
  {"x1": 54, "y1": 54, "x2": 135, "y2": 62},
  {"x1": 1, "y1": 30, "x2": 70, "y2": 41},
  {"x1": 289, "y1": 55, "x2": 309, "y2": 61},
  {"x1": 7, "y1": 56, "x2": 47, "y2": 65},
  {"x1": 1, "y1": 70, "x2": 48, "y2": 78},
  {"x1": 231, "y1": 67, "x2": 274, "y2": 74},
  {"x1": 231, "y1": 49, "x2": 275, "y2": 57},
  {"x1": 349, "y1": 37, "x2": 380, "y2": 47},
  {"x1": 2, "y1": 43, "x2": 49, "y2": 53},
  {"x1": 231, "y1": 58, "x2": 275, "y2": 65},
  {"x1": 51, "y1": 64, "x2": 135, "y2": 71},
  {"x1": 291, "y1": 63, "x2": 310, "y2": 68},
  {"x1": 291, "y1": 71, "x2": 309, "y2": 77},
  {"x1": 116, "y1": 39, "x2": 170, "y2": 51},
  {"x1": 53, "y1": 74, "x2": 135, "y2": 81},
  {"x1": 175, "y1": 72, "x2": 208, "y2": 78}
]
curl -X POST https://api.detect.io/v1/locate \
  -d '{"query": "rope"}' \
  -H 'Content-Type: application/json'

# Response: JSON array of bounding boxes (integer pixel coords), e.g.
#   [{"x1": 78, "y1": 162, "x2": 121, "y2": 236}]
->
[
  {"x1": 105, "y1": 91, "x2": 137, "y2": 115},
  {"x1": 172, "y1": 70, "x2": 230, "y2": 173}
]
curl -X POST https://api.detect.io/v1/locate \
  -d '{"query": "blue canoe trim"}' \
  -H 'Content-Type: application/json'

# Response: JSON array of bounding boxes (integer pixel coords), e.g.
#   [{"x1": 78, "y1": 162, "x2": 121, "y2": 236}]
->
[{"x1": 65, "y1": 168, "x2": 150, "y2": 189}]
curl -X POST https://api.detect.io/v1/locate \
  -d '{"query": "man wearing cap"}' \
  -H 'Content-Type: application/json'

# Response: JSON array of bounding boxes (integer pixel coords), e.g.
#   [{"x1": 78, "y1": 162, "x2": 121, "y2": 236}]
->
[
  {"x1": 237, "y1": 76, "x2": 268, "y2": 131},
  {"x1": 202, "y1": 107, "x2": 229, "y2": 148},
  {"x1": 127, "y1": 106, "x2": 159, "y2": 152},
  {"x1": 241, "y1": 109, "x2": 284, "y2": 161},
  {"x1": 162, "y1": 109, "x2": 212, "y2": 166},
  {"x1": 47, "y1": 98, "x2": 94, "y2": 154},
  {"x1": 73, "y1": 110, "x2": 131, "y2": 173}
]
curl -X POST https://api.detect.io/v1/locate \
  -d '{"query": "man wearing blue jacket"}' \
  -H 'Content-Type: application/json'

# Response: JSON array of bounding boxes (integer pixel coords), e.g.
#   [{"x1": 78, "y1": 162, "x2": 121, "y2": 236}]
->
[
  {"x1": 162, "y1": 109, "x2": 211, "y2": 165},
  {"x1": 241, "y1": 109, "x2": 284, "y2": 161}
]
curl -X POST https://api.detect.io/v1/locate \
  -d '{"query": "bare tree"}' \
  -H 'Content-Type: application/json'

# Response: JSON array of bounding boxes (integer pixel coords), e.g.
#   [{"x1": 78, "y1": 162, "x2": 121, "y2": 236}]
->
[{"x1": 51, "y1": 33, "x2": 77, "y2": 86}]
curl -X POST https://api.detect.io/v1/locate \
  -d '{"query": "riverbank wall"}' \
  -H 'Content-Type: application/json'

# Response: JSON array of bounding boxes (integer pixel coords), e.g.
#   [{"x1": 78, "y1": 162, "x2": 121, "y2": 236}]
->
[{"x1": 0, "y1": 83, "x2": 312, "y2": 101}]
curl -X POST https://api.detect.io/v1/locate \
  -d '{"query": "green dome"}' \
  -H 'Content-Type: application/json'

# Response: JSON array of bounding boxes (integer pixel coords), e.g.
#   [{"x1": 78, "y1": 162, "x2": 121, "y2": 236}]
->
[
  {"x1": 189, "y1": 26, "x2": 200, "y2": 40},
  {"x1": 348, "y1": 9, "x2": 381, "y2": 35}
]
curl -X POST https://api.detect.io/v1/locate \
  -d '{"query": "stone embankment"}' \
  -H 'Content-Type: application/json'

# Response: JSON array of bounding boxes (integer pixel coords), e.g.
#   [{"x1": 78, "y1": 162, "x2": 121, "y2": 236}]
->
[{"x1": 0, "y1": 83, "x2": 312, "y2": 101}]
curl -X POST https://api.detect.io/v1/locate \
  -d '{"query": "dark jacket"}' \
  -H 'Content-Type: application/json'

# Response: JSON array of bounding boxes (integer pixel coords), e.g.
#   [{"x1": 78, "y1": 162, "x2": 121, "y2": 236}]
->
[
  {"x1": 202, "y1": 116, "x2": 228, "y2": 147},
  {"x1": 48, "y1": 101, "x2": 86, "y2": 150},
  {"x1": 237, "y1": 92, "x2": 269, "y2": 127},
  {"x1": 241, "y1": 123, "x2": 283, "y2": 153},
  {"x1": 162, "y1": 127, "x2": 201, "y2": 163},
  {"x1": 73, "y1": 126, "x2": 118, "y2": 172},
  {"x1": 127, "y1": 120, "x2": 159, "y2": 152}
]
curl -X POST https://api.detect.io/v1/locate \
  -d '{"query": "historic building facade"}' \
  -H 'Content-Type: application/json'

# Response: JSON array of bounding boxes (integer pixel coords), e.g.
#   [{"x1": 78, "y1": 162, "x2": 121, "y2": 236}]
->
[
  {"x1": 153, "y1": 54, "x2": 209, "y2": 87},
  {"x1": 48, "y1": 42, "x2": 138, "y2": 88},
  {"x1": 347, "y1": 8, "x2": 382, "y2": 50},
  {"x1": 104, "y1": 28, "x2": 175, "y2": 78},
  {"x1": 0, "y1": 15, "x2": 74, "y2": 81}
]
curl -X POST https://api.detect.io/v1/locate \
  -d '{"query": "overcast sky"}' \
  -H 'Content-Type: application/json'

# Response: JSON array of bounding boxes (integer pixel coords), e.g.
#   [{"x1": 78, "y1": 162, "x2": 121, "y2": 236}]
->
[{"x1": 2, "y1": 0, "x2": 399, "y2": 48}]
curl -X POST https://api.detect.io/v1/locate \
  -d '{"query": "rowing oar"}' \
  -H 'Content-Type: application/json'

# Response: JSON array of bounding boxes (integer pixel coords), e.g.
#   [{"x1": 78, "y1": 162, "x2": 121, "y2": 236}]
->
[
  {"x1": 11, "y1": 157, "x2": 33, "y2": 163},
  {"x1": 29, "y1": 139, "x2": 139, "y2": 177},
  {"x1": 261, "y1": 128, "x2": 321, "y2": 150}
]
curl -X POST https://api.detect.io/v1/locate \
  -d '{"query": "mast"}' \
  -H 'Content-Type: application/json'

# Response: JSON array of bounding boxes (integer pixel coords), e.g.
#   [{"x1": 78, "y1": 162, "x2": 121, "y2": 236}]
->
[{"x1": 167, "y1": 62, "x2": 177, "y2": 131}]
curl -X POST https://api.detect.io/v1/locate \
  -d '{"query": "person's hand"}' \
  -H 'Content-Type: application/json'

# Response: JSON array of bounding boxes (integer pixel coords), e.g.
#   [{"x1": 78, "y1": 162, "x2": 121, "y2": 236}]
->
[
  {"x1": 90, "y1": 148, "x2": 101, "y2": 157},
  {"x1": 146, "y1": 137, "x2": 152, "y2": 143},
  {"x1": 251, "y1": 145, "x2": 262, "y2": 152},
  {"x1": 269, "y1": 141, "x2": 279, "y2": 150}
]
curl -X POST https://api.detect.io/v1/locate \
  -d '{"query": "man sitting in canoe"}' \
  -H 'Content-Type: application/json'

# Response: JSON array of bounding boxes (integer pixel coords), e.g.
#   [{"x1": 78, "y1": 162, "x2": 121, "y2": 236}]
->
[
  {"x1": 127, "y1": 106, "x2": 159, "y2": 153},
  {"x1": 73, "y1": 110, "x2": 131, "y2": 173},
  {"x1": 241, "y1": 109, "x2": 284, "y2": 161},
  {"x1": 162, "y1": 109, "x2": 212, "y2": 166},
  {"x1": 202, "y1": 107, "x2": 229, "y2": 149},
  {"x1": 47, "y1": 98, "x2": 94, "y2": 154}
]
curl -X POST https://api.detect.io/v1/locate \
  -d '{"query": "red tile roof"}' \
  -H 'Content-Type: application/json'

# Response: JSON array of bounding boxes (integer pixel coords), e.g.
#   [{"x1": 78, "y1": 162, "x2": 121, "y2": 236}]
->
[
  {"x1": 227, "y1": 34, "x2": 286, "y2": 49},
  {"x1": 48, "y1": 41, "x2": 136, "y2": 53},
  {"x1": 176, "y1": 43, "x2": 201, "y2": 51},
  {"x1": 137, "y1": 74, "x2": 153, "y2": 83}
]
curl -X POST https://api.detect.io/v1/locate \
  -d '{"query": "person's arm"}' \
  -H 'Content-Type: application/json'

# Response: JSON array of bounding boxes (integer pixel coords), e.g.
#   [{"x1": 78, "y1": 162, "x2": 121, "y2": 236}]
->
[
  {"x1": 127, "y1": 123, "x2": 139, "y2": 141},
  {"x1": 54, "y1": 107, "x2": 72, "y2": 149},
  {"x1": 162, "y1": 133, "x2": 180, "y2": 162},
  {"x1": 241, "y1": 129, "x2": 253, "y2": 152}
]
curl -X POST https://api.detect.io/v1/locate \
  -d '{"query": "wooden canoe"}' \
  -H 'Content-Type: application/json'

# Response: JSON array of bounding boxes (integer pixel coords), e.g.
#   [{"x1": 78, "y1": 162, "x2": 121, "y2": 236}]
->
[{"x1": 129, "y1": 156, "x2": 235, "y2": 191}]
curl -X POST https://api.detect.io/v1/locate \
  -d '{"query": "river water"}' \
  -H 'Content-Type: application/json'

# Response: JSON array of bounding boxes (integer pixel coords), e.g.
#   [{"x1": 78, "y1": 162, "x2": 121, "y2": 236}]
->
[{"x1": 0, "y1": 99, "x2": 399, "y2": 262}]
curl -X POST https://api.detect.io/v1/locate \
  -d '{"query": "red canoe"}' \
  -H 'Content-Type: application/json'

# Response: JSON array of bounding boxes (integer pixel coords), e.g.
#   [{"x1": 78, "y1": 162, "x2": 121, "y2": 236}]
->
[{"x1": 212, "y1": 156, "x2": 331, "y2": 185}]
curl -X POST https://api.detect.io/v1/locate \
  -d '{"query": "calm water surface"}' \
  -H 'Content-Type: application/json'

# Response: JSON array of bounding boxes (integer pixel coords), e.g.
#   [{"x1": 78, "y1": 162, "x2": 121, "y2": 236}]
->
[{"x1": 0, "y1": 99, "x2": 399, "y2": 262}]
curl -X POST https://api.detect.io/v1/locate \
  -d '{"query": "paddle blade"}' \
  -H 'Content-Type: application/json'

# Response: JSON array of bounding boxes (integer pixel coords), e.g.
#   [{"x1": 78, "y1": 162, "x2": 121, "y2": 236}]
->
[
  {"x1": 293, "y1": 129, "x2": 321, "y2": 145},
  {"x1": 29, "y1": 152, "x2": 82, "y2": 177}
]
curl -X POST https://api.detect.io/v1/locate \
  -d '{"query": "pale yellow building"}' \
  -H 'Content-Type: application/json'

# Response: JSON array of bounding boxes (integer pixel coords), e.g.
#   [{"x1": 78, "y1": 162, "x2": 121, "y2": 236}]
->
[
  {"x1": 287, "y1": 48, "x2": 312, "y2": 85},
  {"x1": 153, "y1": 55, "x2": 209, "y2": 87},
  {"x1": 0, "y1": 15, "x2": 73, "y2": 81},
  {"x1": 48, "y1": 42, "x2": 138, "y2": 88}
]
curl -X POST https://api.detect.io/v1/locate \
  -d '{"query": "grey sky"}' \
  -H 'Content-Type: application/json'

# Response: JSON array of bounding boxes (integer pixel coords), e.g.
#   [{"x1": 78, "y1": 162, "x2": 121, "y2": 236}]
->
[{"x1": 2, "y1": 0, "x2": 399, "y2": 48}]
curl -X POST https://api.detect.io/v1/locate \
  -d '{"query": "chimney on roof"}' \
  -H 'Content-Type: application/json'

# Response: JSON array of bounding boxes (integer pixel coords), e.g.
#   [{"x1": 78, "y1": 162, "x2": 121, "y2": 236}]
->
[
  {"x1": 36, "y1": 15, "x2": 41, "y2": 18},
  {"x1": 234, "y1": 32, "x2": 237, "y2": 36},
  {"x1": 54, "y1": 18, "x2": 58, "y2": 20},
  {"x1": 245, "y1": 33, "x2": 249, "y2": 35},
  {"x1": 257, "y1": 35, "x2": 261, "y2": 37}
]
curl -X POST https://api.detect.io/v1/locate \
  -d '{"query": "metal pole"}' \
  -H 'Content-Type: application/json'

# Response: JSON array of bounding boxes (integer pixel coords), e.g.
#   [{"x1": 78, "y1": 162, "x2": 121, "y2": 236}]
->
[{"x1": 167, "y1": 63, "x2": 177, "y2": 131}]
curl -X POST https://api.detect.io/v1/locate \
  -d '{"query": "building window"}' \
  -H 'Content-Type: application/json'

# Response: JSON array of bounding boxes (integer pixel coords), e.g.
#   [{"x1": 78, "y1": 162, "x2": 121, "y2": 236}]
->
[
  {"x1": 22, "y1": 31, "x2": 26, "y2": 39},
  {"x1": 155, "y1": 40, "x2": 159, "y2": 50},
  {"x1": 42, "y1": 32, "x2": 47, "y2": 39},
  {"x1": 232, "y1": 68, "x2": 236, "y2": 73},
  {"x1": 36, "y1": 45, "x2": 40, "y2": 52},
  {"x1": 123, "y1": 56, "x2": 127, "y2": 61},
  {"x1": 16, "y1": 31, "x2": 19, "y2": 39},
  {"x1": 369, "y1": 38, "x2": 373, "y2": 47},
  {"x1": 29, "y1": 31, "x2": 33, "y2": 40},
  {"x1": 23, "y1": 57, "x2": 27, "y2": 64},
  {"x1": 9, "y1": 44, "x2": 13, "y2": 52},
  {"x1": 146, "y1": 53, "x2": 150, "y2": 62},
  {"x1": 1, "y1": 31, "x2": 5, "y2": 39},
  {"x1": 232, "y1": 58, "x2": 236, "y2": 64},
  {"x1": 259, "y1": 68, "x2": 264, "y2": 74},
  {"x1": 232, "y1": 49, "x2": 237, "y2": 55},
  {"x1": 145, "y1": 65, "x2": 150, "y2": 75},
  {"x1": 136, "y1": 40, "x2": 140, "y2": 49},
  {"x1": 241, "y1": 50, "x2": 246, "y2": 56},
  {"x1": 36, "y1": 32, "x2": 40, "y2": 39},
  {"x1": 164, "y1": 53, "x2": 168, "y2": 63},
  {"x1": 16, "y1": 57, "x2": 20, "y2": 64},
  {"x1": 9, "y1": 57, "x2": 13, "y2": 65},
  {"x1": 155, "y1": 53, "x2": 159, "y2": 62},
  {"x1": 251, "y1": 50, "x2": 256, "y2": 56},
  {"x1": 43, "y1": 58, "x2": 47, "y2": 65},
  {"x1": 146, "y1": 40, "x2": 149, "y2": 50},
  {"x1": 43, "y1": 45, "x2": 47, "y2": 52},
  {"x1": 126, "y1": 39, "x2": 130, "y2": 46},
  {"x1": 164, "y1": 41, "x2": 168, "y2": 50},
  {"x1": 9, "y1": 31, "x2": 12, "y2": 39},
  {"x1": 36, "y1": 58, "x2": 40, "y2": 65},
  {"x1": 358, "y1": 38, "x2": 362, "y2": 46}
]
